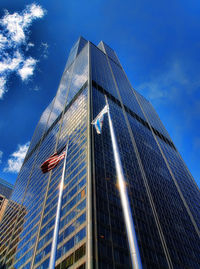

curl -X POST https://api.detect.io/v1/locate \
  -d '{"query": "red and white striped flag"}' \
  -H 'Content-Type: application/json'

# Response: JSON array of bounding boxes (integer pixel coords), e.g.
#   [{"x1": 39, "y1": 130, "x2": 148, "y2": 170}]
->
[{"x1": 40, "y1": 151, "x2": 66, "y2": 173}]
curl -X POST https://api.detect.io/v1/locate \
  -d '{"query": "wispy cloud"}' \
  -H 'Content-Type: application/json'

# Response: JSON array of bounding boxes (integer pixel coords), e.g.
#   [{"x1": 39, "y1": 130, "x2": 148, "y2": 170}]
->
[
  {"x1": 41, "y1": 42, "x2": 49, "y2": 59},
  {"x1": 4, "y1": 142, "x2": 30, "y2": 173},
  {"x1": 0, "y1": 3, "x2": 46, "y2": 98},
  {"x1": 137, "y1": 60, "x2": 193, "y2": 102},
  {"x1": 136, "y1": 59, "x2": 200, "y2": 154},
  {"x1": 25, "y1": 42, "x2": 34, "y2": 51},
  {"x1": 33, "y1": 85, "x2": 40, "y2": 91},
  {"x1": 0, "y1": 151, "x2": 3, "y2": 164}
]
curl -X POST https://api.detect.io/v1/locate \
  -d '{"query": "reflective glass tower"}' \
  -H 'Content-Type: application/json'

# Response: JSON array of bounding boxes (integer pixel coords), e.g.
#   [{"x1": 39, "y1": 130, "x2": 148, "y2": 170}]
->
[{"x1": 0, "y1": 37, "x2": 199, "y2": 269}]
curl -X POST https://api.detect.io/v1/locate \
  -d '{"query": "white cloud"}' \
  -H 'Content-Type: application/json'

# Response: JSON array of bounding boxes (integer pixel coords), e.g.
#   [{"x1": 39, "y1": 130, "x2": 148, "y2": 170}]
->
[
  {"x1": 0, "y1": 50, "x2": 22, "y2": 73},
  {"x1": 0, "y1": 151, "x2": 3, "y2": 163},
  {"x1": 0, "y1": 3, "x2": 46, "y2": 99},
  {"x1": 18, "y1": 57, "x2": 37, "y2": 80},
  {"x1": 29, "y1": 3, "x2": 45, "y2": 18},
  {"x1": 1, "y1": 4, "x2": 45, "y2": 44},
  {"x1": 0, "y1": 34, "x2": 8, "y2": 49},
  {"x1": 4, "y1": 142, "x2": 30, "y2": 173},
  {"x1": 0, "y1": 76, "x2": 7, "y2": 98},
  {"x1": 2, "y1": 11, "x2": 26, "y2": 44}
]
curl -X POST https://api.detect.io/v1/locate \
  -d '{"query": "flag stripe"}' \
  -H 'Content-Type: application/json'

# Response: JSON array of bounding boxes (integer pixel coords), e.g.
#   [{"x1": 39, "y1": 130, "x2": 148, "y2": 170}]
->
[
  {"x1": 41, "y1": 151, "x2": 65, "y2": 173},
  {"x1": 45, "y1": 154, "x2": 65, "y2": 166},
  {"x1": 41, "y1": 152, "x2": 65, "y2": 167}
]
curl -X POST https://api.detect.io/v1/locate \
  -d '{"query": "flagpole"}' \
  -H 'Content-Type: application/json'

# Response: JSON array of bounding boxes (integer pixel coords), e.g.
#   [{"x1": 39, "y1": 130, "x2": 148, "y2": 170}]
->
[
  {"x1": 105, "y1": 96, "x2": 142, "y2": 269},
  {"x1": 49, "y1": 140, "x2": 69, "y2": 269}
]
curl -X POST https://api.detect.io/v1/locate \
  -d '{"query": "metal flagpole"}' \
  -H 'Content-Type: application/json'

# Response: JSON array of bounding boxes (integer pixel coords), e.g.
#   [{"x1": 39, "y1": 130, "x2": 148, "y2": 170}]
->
[
  {"x1": 105, "y1": 96, "x2": 142, "y2": 269},
  {"x1": 49, "y1": 140, "x2": 69, "y2": 269}
]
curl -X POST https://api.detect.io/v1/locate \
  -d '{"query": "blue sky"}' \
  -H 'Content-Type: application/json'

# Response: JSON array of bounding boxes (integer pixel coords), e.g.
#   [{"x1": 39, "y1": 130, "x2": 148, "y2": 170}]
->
[{"x1": 0, "y1": 0, "x2": 200, "y2": 188}]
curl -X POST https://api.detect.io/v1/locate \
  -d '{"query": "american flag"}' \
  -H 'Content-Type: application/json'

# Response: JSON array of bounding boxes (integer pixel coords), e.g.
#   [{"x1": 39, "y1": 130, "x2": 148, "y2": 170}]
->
[{"x1": 40, "y1": 150, "x2": 66, "y2": 173}]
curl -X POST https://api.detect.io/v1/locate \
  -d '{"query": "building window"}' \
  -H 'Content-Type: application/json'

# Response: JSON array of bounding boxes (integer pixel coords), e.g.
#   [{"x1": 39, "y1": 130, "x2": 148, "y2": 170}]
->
[{"x1": 55, "y1": 244, "x2": 86, "y2": 269}]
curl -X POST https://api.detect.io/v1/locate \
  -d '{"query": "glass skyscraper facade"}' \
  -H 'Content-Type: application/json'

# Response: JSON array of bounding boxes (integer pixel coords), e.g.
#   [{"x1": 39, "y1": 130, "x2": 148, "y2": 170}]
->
[{"x1": 0, "y1": 37, "x2": 199, "y2": 269}]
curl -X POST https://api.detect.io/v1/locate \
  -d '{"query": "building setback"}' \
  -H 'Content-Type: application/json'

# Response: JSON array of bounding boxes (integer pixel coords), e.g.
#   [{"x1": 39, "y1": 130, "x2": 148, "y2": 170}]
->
[{"x1": 0, "y1": 37, "x2": 199, "y2": 269}]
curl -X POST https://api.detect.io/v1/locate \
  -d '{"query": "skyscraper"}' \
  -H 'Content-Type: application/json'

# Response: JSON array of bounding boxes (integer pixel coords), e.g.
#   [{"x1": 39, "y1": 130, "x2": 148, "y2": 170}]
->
[{"x1": 0, "y1": 37, "x2": 199, "y2": 269}]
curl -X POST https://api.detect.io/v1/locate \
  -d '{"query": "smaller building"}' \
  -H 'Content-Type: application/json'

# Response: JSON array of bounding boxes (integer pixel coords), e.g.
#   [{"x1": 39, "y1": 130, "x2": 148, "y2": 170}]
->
[{"x1": 0, "y1": 178, "x2": 14, "y2": 222}]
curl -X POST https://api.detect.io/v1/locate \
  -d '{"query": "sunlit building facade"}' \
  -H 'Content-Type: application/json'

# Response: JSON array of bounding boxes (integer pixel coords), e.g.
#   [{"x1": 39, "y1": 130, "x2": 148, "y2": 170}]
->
[{"x1": 0, "y1": 37, "x2": 200, "y2": 269}]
